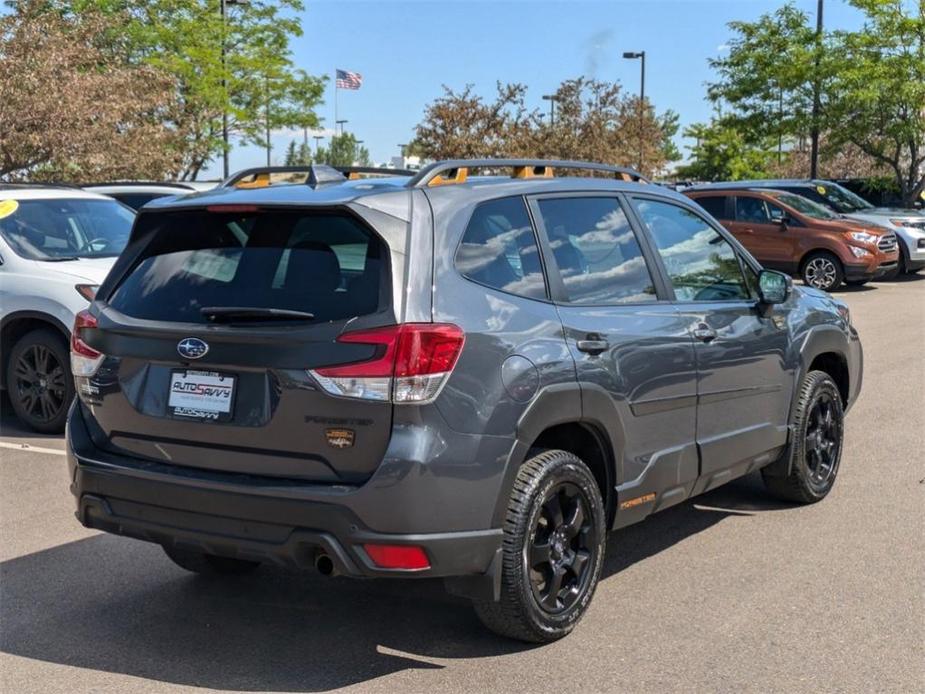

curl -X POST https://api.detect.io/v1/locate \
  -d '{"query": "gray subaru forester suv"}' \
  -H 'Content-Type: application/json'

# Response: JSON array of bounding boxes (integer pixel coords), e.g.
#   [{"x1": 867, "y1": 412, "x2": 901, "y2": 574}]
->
[{"x1": 66, "y1": 160, "x2": 862, "y2": 642}]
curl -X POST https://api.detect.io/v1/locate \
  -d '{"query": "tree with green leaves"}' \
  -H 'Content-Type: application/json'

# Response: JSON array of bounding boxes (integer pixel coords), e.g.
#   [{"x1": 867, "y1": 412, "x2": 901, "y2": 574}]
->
[
  {"x1": 35, "y1": 0, "x2": 326, "y2": 180},
  {"x1": 284, "y1": 140, "x2": 312, "y2": 166},
  {"x1": 676, "y1": 119, "x2": 774, "y2": 181},
  {"x1": 0, "y1": 2, "x2": 181, "y2": 180},
  {"x1": 316, "y1": 133, "x2": 370, "y2": 167},
  {"x1": 413, "y1": 78, "x2": 681, "y2": 177},
  {"x1": 709, "y1": 0, "x2": 925, "y2": 207}
]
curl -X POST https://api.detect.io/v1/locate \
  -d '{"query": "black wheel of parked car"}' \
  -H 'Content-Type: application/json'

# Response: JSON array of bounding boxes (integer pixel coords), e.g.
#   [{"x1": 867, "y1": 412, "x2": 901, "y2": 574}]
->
[
  {"x1": 473, "y1": 449, "x2": 606, "y2": 643},
  {"x1": 6, "y1": 328, "x2": 74, "y2": 434},
  {"x1": 162, "y1": 545, "x2": 261, "y2": 575},
  {"x1": 844, "y1": 279, "x2": 869, "y2": 286},
  {"x1": 801, "y1": 252, "x2": 844, "y2": 291},
  {"x1": 762, "y1": 370, "x2": 844, "y2": 504}
]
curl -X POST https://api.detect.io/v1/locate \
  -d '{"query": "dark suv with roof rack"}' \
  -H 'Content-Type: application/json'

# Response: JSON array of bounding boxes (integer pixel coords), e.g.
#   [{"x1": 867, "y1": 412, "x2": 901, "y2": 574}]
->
[{"x1": 67, "y1": 160, "x2": 862, "y2": 642}]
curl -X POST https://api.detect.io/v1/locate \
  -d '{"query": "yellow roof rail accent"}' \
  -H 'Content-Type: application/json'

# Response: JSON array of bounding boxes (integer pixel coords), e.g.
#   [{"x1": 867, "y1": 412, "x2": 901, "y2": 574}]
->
[
  {"x1": 427, "y1": 167, "x2": 468, "y2": 186},
  {"x1": 234, "y1": 173, "x2": 271, "y2": 189},
  {"x1": 347, "y1": 172, "x2": 361, "y2": 180},
  {"x1": 513, "y1": 165, "x2": 554, "y2": 179}
]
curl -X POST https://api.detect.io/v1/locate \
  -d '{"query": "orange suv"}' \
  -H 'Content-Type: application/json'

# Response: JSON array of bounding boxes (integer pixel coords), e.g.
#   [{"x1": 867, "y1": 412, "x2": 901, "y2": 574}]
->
[{"x1": 685, "y1": 187, "x2": 899, "y2": 291}]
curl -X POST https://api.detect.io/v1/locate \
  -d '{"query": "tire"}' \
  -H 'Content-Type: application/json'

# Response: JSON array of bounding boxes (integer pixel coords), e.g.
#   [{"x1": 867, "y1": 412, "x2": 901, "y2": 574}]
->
[
  {"x1": 845, "y1": 279, "x2": 869, "y2": 286},
  {"x1": 6, "y1": 328, "x2": 74, "y2": 434},
  {"x1": 473, "y1": 449, "x2": 606, "y2": 643},
  {"x1": 162, "y1": 545, "x2": 261, "y2": 575},
  {"x1": 762, "y1": 371, "x2": 844, "y2": 504},
  {"x1": 801, "y1": 252, "x2": 844, "y2": 291}
]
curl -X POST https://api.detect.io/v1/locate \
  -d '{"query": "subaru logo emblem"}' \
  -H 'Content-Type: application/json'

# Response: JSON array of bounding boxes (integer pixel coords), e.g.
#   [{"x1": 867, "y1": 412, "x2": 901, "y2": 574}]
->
[{"x1": 177, "y1": 337, "x2": 209, "y2": 360}]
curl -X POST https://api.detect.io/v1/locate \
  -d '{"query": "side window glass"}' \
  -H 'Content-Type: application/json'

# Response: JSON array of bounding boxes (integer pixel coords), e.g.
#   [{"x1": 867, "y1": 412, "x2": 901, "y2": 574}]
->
[
  {"x1": 455, "y1": 197, "x2": 547, "y2": 300},
  {"x1": 535, "y1": 196, "x2": 657, "y2": 304},
  {"x1": 766, "y1": 202, "x2": 787, "y2": 223},
  {"x1": 633, "y1": 198, "x2": 751, "y2": 302},
  {"x1": 735, "y1": 197, "x2": 770, "y2": 223},
  {"x1": 693, "y1": 195, "x2": 728, "y2": 219}
]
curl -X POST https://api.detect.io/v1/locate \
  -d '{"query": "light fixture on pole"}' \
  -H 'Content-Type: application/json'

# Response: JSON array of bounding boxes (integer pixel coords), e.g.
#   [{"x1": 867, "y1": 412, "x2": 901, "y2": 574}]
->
[
  {"x1": 313, "y1": 135, "x2": 323, "y2": 155},
  {"x1": 335, "y1": 119, "x2": 348, "y2": 135},
  {"x1": 541, "y1": 94, "x2": 559, "y2": 126},
  {"x1": 220, "y1": 0, "x2": 248, "y2": 179},
  {"x1": 622, "y1": 50, "x2": 646, "y2": 172}
]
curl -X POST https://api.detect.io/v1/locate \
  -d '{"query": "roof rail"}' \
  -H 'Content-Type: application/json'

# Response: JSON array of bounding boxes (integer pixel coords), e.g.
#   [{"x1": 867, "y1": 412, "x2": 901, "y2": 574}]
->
[
  {"x1": 336, "y1": 166, "x2": 417, "y2": 179},
  {"x1": 221, "y1": 165, "x2": 418, "y2": 189},
  {"x1": 81, "y1": 181, "x2": 198, "y2": 190},
  {"x1": 0, "y1": 182, "x2": 80, "y2": 191},
  {"x1": 406, "y1": 159, "x2": 649, "y2": 188}
]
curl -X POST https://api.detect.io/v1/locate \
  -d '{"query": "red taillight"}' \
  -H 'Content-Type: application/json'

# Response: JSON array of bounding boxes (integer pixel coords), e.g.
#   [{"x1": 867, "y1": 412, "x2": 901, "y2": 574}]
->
[
  {"x1": 310, "y1": 324, "x2": 465, "y2": 403},
  {"x1": 363, "y1": 543, "x2": 430, "y2": 570},
  {"x1": 70, "y1": 310, "x2": 100, "y2": 358},
  {"x1": 71, "y1": 310, "x2": 104, "y2": 378},
  {"x1": 316, "y1": 323, "x2": 465, "y2": 377}
]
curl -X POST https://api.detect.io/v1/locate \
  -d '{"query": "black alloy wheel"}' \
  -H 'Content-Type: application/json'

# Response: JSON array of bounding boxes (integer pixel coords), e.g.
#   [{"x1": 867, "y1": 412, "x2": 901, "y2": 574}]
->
[
  {"x1": 7, "y1": 329, "x2": 74, "y2": 434},
  {"x1": 527, "y1": 482, "x2": 598, "y2": 614},
  {"x1": 803, "y1": 392, "x2": 842, "y2": 495},
  {"x1": 762, "y1": 370, "x2": 844, "y2": 503},
  {"x1": 473, "y1": 449, "x2": 606, "y2": 642}
]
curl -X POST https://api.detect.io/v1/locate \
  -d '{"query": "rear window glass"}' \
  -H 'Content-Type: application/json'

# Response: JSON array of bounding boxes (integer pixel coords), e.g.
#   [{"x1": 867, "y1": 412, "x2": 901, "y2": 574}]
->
[{"x1": 108, "y1": 210, "x2": 386, "y2": 323}]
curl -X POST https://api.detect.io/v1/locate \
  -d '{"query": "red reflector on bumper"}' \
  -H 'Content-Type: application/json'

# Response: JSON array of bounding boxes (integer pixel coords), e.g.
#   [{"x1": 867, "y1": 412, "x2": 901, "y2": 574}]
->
[{"x1": 362, "y1": 543, "x2": 430, "y2": 570}]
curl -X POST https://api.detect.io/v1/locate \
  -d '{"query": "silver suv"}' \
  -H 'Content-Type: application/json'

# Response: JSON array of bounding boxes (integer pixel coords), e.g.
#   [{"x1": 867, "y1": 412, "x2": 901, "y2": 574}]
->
[{"x1": 66, "y1": 160, "x2": 862, "y2": 642}]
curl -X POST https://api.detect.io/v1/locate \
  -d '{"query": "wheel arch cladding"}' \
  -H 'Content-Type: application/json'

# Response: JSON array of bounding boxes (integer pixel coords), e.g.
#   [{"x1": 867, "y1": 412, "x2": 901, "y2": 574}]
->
[
  {"x1": 807, "y1": 352, "x2": 849, "y2": 406},
  {"x1": 493, "y1": 383, "x2": 619, "y2": 529}
]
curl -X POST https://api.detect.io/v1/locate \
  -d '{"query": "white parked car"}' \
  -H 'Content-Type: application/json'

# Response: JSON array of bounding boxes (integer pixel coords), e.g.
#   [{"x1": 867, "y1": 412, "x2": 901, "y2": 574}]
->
[{"x1": 0, "y1": 185, "x2": 135, "y2": 432}]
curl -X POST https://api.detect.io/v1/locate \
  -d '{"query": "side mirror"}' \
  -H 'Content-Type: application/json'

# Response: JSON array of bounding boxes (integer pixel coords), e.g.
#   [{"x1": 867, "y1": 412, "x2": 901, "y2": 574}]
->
[{"x1": 758, "y1": 269, "x2": 792, "y2": 305}]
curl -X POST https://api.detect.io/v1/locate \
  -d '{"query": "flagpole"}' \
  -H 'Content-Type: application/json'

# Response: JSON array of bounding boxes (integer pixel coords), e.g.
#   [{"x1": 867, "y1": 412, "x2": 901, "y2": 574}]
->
[{"x1": 334, "y1": 69, "x2": 338, "y2": 137}]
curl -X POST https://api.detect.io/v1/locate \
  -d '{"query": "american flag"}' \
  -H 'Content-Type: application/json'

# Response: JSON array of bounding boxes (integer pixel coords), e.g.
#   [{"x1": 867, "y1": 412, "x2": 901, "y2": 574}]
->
[{"x1": 336, "y1": 69, "x2": 363, "y2": 90}]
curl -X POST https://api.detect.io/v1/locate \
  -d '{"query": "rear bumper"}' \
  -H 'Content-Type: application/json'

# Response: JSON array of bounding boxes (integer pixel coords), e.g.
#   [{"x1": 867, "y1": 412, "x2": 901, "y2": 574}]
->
[{"x1": 67, "y1": 404, "x2": 502, "y2": 582}]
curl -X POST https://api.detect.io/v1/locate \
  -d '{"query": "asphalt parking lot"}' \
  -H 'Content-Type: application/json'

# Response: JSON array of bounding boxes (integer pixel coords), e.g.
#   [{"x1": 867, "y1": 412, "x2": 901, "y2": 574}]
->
[{"x1": 1, "y1": 276, "x2": 923, "y2": 694}]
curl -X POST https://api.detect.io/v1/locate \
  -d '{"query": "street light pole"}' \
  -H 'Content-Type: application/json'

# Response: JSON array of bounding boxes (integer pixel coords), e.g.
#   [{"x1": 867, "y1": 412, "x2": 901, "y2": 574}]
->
[
  {"x1": 313, "y1": 135, "x2": 323, "y2": 155},
  {"x1": 623, "y1": 50, "x2": 646, "y2": 172},
  {"x1": 220, "y1": 0, "x2": 247, "y2": 179},
  {"x1": 810, "y1": 0, "x2": 824, "y2": 179},
  {"x1": 541, "y1": 94, "x2": 558, "y2": 126},
  {"x1": 335, "y1": 119, "x2": 348, "y2": 136}
]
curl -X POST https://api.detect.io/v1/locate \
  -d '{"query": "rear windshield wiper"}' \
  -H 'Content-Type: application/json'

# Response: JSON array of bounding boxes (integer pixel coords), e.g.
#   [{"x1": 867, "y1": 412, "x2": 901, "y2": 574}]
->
[{"x1": 200, "y1": 306, "x2": 315, "y2": 322}]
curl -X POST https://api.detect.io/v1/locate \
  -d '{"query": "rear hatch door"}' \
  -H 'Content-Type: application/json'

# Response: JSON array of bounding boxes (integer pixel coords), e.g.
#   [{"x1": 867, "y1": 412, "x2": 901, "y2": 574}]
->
[{"x1": 80, "y1": 205, "x2": 396, "y2": 483}]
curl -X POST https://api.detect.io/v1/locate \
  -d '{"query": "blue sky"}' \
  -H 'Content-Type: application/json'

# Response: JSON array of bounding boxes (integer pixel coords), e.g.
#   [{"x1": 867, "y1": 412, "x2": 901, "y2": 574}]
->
[{"x1": 207, "y1": 0, "x2": 868, "y2": 179}]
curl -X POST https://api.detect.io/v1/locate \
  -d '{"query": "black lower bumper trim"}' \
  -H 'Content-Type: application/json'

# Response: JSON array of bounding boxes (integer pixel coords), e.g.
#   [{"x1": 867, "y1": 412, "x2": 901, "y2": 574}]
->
[{"x1": 68, "y1": 405, "x2": 502, "y2": 581}]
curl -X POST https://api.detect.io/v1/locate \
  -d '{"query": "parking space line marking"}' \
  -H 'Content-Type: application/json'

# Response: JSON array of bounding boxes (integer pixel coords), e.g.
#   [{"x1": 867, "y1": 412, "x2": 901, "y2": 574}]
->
[{"x1": 0, "y1": 441, "x2": 66, "y2": 456}]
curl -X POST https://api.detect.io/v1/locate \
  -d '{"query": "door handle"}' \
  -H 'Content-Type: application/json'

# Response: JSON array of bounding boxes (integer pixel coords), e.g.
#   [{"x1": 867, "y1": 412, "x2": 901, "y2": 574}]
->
[
  {"x1": 577, "y1": 336, "x2": 609, "y2": 354},
  {"x1": 692, "y1": 325, "x2": 717, "y2": 342}
]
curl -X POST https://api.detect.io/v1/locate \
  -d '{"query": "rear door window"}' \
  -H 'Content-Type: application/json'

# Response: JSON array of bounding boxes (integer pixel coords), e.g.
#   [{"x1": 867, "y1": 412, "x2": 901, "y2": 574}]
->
[
  {"x1": 735, "y1": 196, "x2": 772, "y2": 223},
  {"x1": 107, "y1": 209, "x2": 386, "y2": 323},
  {"x1": 534, "y1": 196, "x2": 658, "y2": 304}
]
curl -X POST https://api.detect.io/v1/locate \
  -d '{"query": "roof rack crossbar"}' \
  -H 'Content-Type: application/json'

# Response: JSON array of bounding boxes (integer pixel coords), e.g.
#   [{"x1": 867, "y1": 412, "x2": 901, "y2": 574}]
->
[{"x1": 406, "y1": 159, "x2": 648, "y2": 188}]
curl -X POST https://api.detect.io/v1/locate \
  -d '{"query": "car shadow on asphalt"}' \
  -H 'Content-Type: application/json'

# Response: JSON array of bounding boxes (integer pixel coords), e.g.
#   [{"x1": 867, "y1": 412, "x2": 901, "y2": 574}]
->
[{"x1": 0, "y1": 473, "x2": 790, "y2": 691}]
